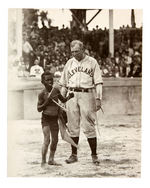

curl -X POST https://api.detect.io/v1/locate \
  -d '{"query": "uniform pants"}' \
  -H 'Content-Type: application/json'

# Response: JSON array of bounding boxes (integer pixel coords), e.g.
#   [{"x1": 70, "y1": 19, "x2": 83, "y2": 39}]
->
[{"x1": 66, "y1": 91, "x2": 97, "y2": 138}]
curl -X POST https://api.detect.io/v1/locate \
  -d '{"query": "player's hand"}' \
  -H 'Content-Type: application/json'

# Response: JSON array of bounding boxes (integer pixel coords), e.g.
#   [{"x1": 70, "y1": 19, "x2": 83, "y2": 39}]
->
[
  {"x1": 96, "y1": 98, "x2": 102, "y2": 111},
  {"x1": 68, "y1": 92, "x2": 74, "y2": 98}
]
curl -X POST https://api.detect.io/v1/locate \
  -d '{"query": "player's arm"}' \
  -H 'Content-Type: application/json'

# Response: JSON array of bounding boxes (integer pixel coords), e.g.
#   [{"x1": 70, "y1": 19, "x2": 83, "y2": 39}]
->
[
  {"x1": 93, "y1": 60, "x2": 103, "y2": 111},
  {"x1": 95, "y1": 84, "x2": 102, "y2": 100},
  {"x1": 95, "y1": 83, "x2": 103, "y2": 111},
  {"x1": 58, "y1": 90, "x2": 74, "y2": 103},
  {"x1": 37, "y1": 92, "x2": 49, "y2": 112}
]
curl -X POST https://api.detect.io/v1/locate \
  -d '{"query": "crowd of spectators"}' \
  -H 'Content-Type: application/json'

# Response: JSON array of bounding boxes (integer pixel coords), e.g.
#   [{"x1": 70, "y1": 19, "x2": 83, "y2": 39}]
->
[{"x1": 9, "y1": 21, "x2": 142, "y2": 79}]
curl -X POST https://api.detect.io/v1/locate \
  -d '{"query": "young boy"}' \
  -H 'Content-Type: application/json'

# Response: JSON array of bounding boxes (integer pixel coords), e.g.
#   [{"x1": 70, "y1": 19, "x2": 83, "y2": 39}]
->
[{"x1": 37, "y1": 71, "x2": 74, "y2": 166}]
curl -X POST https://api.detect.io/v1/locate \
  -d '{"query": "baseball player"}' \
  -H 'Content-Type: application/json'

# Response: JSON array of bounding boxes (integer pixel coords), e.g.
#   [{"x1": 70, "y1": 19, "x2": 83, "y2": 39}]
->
[
  {"x1": 37, "y1": 71, "x2": 74, "y2": 166},
  {"x1": 59, "y1": 40, "x2": 103, "y2": 165}
]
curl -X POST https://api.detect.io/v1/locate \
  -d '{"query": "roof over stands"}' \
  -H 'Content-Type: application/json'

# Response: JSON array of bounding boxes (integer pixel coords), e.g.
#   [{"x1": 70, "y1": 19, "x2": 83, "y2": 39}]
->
[{"x1": 70, "y1": 9, "x2": 102, "y2": 31}]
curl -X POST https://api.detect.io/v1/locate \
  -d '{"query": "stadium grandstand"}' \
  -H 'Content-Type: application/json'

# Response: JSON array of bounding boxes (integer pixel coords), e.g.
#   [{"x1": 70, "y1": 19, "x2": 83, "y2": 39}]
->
[{"x1": 8, "y1": 9, "x2": 142, "y2": 79}]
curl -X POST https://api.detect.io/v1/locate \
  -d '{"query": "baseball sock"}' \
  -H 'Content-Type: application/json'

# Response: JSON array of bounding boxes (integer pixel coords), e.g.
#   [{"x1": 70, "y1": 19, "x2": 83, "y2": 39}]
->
[
  {"x1": 87, "y1": 137, "x2": 97, "y2": 156},
  {"x1": 71, "y1": 137, "x2": 79, "y2": 155}
]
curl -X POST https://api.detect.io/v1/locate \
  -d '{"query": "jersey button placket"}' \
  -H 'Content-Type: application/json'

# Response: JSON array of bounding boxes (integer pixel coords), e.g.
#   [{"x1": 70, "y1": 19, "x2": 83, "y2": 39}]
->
[{"x1": 78, "y1": 61, "x2": 82, "y2": 88}]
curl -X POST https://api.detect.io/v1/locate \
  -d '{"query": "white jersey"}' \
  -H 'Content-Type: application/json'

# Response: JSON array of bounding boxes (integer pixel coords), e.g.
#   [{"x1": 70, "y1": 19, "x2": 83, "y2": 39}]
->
[
  {"x1": 30, "y1": 65, "x2": 44, "y2": 77},
  {"x1": 59, "y1": 55, "x2": 103, "y2": 88}
]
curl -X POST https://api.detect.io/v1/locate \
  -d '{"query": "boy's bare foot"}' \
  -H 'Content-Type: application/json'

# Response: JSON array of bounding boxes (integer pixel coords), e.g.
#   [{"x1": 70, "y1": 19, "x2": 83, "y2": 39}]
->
[
  {"x1": 41, "y1": 162, "x2": 46, "y2": 167},
  {"x1": 48, "y1": 160, "x2": 62, "y2": 166}
]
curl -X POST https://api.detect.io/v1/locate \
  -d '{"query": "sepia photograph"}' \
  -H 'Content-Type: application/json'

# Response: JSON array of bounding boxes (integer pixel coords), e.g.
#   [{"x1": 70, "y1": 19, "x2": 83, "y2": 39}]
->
[{"x1": 7, "y1": 7, "x2": 143, "y2": 179}]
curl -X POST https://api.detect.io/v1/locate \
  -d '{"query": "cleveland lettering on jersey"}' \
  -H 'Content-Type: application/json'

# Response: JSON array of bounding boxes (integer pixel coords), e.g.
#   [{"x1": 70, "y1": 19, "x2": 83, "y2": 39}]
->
[{"x1": 68, "y1": 66, "x2": 94, "y2": 78}]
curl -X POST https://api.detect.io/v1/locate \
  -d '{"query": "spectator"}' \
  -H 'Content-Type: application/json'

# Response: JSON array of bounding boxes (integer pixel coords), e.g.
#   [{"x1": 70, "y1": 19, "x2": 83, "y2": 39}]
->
[
  {"x1": 119, "y1": 56, "x2": 126, "y2": 77},
  {"x1": 21, "y1": 21, "x2": 142, "y2": 78},
  {"x1": 127, "y1": 45, "x2": 134, "y2": 57},
  {"x1": 25, "y1": 57, "x2": 30, "y2": 72},
  {"x1": 114, "y1": 65, "x2": 120, "y2": 78},
  {"x1": 30, "y1": 59, "x2": 44, "y2": 78},
  {"x1": 124, "y1": 51, "x2": 132, "y2": 77},
  {"x1": 132, "y1": 52, "x2": 142, "y2": 77},
  {"x1": 22, "y1": 33, "x2": 33, "y2": 64},
  {"x1": 114, "y1": 51, "x2": 121, "y2": 66}
]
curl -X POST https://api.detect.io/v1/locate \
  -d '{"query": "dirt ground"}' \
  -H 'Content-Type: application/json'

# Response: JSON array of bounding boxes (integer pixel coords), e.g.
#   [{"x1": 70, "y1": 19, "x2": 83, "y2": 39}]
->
[{"x1": 7, "y1": 114, "x2": 141, "y2": 178}]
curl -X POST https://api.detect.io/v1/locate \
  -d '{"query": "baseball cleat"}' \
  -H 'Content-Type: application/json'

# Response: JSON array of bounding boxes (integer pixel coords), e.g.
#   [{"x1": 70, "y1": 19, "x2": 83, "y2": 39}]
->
[
  {"x1": 65, "y1": 154, "x2": 78, "y2": 164},
  {"x1": 92, "y1": 155, "x2": 100, "y2": 165}
]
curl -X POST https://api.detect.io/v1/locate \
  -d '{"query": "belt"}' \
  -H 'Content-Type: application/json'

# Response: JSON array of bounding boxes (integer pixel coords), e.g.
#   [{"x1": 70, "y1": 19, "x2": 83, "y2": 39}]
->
[{"x1": 69, "y1": 88, "x2": 93, "y2": 92}]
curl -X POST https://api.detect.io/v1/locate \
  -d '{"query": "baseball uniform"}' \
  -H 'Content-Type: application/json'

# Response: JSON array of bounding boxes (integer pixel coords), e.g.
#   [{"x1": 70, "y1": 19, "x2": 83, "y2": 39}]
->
[{"x1": 59, "y1": 55, "x2": 103, "y2": 138}]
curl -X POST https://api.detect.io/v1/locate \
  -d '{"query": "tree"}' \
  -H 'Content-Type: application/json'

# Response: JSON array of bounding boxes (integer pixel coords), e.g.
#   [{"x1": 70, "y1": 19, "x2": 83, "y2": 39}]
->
[{"x1": 39, "y1": 10, "x2": 48, "y2": 22}]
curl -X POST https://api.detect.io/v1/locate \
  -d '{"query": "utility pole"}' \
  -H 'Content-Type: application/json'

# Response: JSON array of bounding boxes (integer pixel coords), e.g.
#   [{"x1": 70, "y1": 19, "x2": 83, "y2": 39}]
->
[{"x1": 109, "y1": 9, "x2": 114, "y2": 57}]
